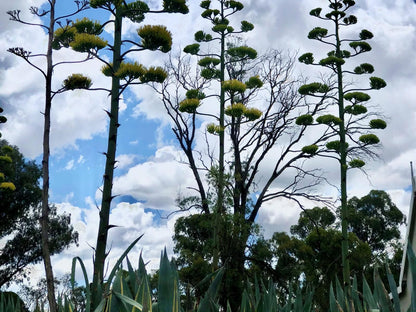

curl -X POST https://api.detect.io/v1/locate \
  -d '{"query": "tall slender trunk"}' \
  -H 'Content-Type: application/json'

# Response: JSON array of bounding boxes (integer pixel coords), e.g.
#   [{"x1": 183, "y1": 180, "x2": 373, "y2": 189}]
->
[
  {"x1": 41, "y1": 1, "x2": 57, "y2": 311},
  {"x1": 91, "y1": 6, "x2": 122, "y2": 309},
  {"x1": 335, "y1": 12, "x2": 350, "y2": 288},
  {"x1": 212, "y1": 1, "x2": 226, "y2": 272}
]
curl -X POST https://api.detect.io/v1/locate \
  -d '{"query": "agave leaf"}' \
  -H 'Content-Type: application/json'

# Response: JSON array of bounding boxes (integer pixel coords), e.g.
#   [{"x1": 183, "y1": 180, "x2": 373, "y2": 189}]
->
[
  {"x1": 72, "y1": 257, "x2": 92, "y2": 312},
  {"x1": 407, "y1": 243, "x2": 416, "y2": 312},
  {"x1": 197, "y1": 267, "x2": 225, "y2": 312},
  {"x1": 113, "y1": 291, "x2": 144, "y2": 311},
  {"x1": 329, "y1": 283, "x2": 338, "y2": 312},
  {"x1": 363, "y1": 275, "x2": 377, "y2": 310},
  {"x1": 107, "y1": 235, "x2": 144, "y2": 288},
  {"x1": 351, "y1": 276, "x2": 364, "y2": 312},
  {"x1": 386, "y1": 265, "x2": 401, "y2": 312},
  {"x1": 373, "y1": 269, "x2": 393, "y2": 311},
  {"x1": 157, "y1": 248, "x2": 180, "y2": 312}
]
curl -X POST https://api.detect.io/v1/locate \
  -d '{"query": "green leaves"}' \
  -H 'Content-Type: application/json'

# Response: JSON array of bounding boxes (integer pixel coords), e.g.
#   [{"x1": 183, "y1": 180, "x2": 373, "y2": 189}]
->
[
  {"x1": 316, "y1": 114, "x2": 342, "y2": 126},
  {"x1": 183, "y1": 43, "x2": 200, "y2": 55},
  {"x1": 344, "y1": 92, "x2": 371, "y2": 103},
  {"x1": 63, "y1": 73, "x2": 92, "y2": 90},
  {"x1": 310, "y1": 8, "x2": 322, "y2": 17},
  {"x1": 359, "y1": 134, "x2": 380, "y2": 145},
  {"x1": 354, "y1": 63, "x2": 374, "y2": 74},
  {"x1": 179, "y1": 98, "x2": 201, "y2": 113},
  {"x1": 198, "y1": 57, "x2": 221, "y2": 67},
  {"x1": 298, "y1": 53, "x2": 314, "y2": 64},
  {"x1": 70, "y1": 33, "x2": 107, "y2": 52},
  {"x1": 369, "y1": 119, "x2": 387, "y2": 129},
  {"x1": 296, "y1": 114, "x2": 314, "y2": 126},
  {"x1": 225, "y1": 102, "x2": 246, "y2": 117},
  {"x1": 241, "y1": 20, "x2": 254, "y2": 32},
  {"x1": 370, "y1": 76, "x2": 387, "y2": 89},
  {"x1": 163, "y1": 0, "x2": 189, "y2": 14},
  {"x1": 227, "y1": 46, "x2": 257, "y2": 60},
  {"x1": 349, "y1": 159, "x2": 365, "y2": 168},
  {"x1": 319, "y1": 55, "x2": 345, "y2": 67},
  {"x1": 137, "y1": 25, "x2": 172, "y2": 52},
  {"x1": 245, "y1": 75, "x2": 263, "y2": 89},
  {"x1": 194, "y1": 30, "x2": 213, "y2": 42},
  {"x1": 308, "y1": 27, "x2": 328, "y2": 40},
  {"x1": 123, "y1": 1, "x2": 149, "y2": 23},
  {"x1": 115, "y1": 62, "x2": 146, "y2": 80},
  {"x1": 298, "y1": 82, "x2": 329, "y2": 95},
  {"x1": 302, "y1": 144, "x2": 319, "y2": 155},
  {"x1": 349, "y1": 41, "x2": 372, "y2": 53},
  {"x1": 359, "y1": 29, "x2": 374, "y2": 40},
  {"x1": 222, "y1": 79, "x2": 247, "y2": 93},
  {"x1": 345, "y1": 105, "x2": 367, "y2": 115}
]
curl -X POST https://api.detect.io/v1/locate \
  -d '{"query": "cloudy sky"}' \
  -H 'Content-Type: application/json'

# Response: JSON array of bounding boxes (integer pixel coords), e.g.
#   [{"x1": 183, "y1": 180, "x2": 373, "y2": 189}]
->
[{"x1": 1, "y1": 0, "x2": 416, "y2": 288}]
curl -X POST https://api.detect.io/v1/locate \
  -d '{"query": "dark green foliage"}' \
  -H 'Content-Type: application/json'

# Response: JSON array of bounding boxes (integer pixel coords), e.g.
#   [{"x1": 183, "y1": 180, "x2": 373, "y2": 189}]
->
[
  {"x1": 227, "y1": 45, "x2": 257, "y2": 59},
  {"x1": 359, "y1": 29, "x2": 374, "y2": 40},
  {"x1": 302, "y1": 145, "x2": 319, "y2": 155},
  {"x1": 163, "y1": 0, "x2": 189, "y2": 14},
  {"x1": 326, "y1": 140, "x2": 348, "y2": 151},
  {"x1": 349, "y1": 41, "x2": 372, "y2": 53},
  {"x1": 359, "y1": 133, "x2": 380, "y2": 145},
  {"x1": 298, "y1": 52, "x2": 314, "y2": 64},
  {"x1": 343, "y1": 91, "x2": 371, "y2": 103},
  {"x1": 345, "y1": 104, "x2": 367, "y2": 115},
  {"x1": 0, "y1": 291, "x2": 27, "y2": 312},
  {"x1": 240, "y1": 20, "x2": 254, "y2": 32},
  {"x1": 194, "y1": 30, "x2": 213, "y2": 42},
  {"x1": 354, "y1": 63, "x2": 374, "y2": 74},
  {"x1": 186, "y1": 89, "x2": 206, "y2": 99},
  {"x1": 310, "y1": 8, "x2": 322, "y2": 17},
  {"x1": 298, "y1": 82, "x2": 329, "y2": 95},
  {"x1": 370, "y1": 76, "x2": 387, "y2": 89},
  {"x1": 198, "y1": 57, "x2": 221, "y2": 67},
  {"x1": 349, "y1": 158, "x2": 365, "y2": 168},
  {"x1": 200, "y1": 0, "x2": 211, "y2": 9},
  {"x1": 319, "y1": 56, "x2": 345, "y2": 67},
  {"x1": 369, "y1": 119, "x2": 387, "y2": 129},
  {"x1": 325, "y1": 10, "x2": 346, "y2": 19},
  {"x1": 343, "y1": 14, "x2": 357, "y2": 25},
  {"x1": 245, "y1": 75, "x2": 263, "y2": 89},
  {"x1": 343, "y1": 190, "x2": 405, "y2": 252},
  {"x1": 0, "y1": 141, "x2": 78, "y2": 287},
  {"x1": 296, "y1": 114, "x2": 314, "y2": 126},
  {"x1": 183, "y1": 43, "x2": 200, "y2": 55},
  {"x1": 124, "y1": 1, "x2": 149, "y2": 23},
  {"x1": 308, "y1": 27, "x2": 328, "y2": 39},
  {"x1": 316, "y1": 114, "x2": 342, "y2": 125}
]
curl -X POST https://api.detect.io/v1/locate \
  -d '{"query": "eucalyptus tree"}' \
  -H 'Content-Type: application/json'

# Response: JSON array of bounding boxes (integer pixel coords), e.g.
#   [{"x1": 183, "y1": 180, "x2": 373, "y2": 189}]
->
[
  {"x1": 297, "y1": 0, "x2": 387, "y2": 287},
  {"x1": 7, "y1": 2, "x2": 92, "y2": 311},
  {"x1": 52, "y1": 0, "x2": 188, "y2": 308},
  {"x1": 0, "y1": 107, "x2": 15, "y2": 192},
  {"x1": 157, "y1": 1, "x2": 337, "y2": 309}
]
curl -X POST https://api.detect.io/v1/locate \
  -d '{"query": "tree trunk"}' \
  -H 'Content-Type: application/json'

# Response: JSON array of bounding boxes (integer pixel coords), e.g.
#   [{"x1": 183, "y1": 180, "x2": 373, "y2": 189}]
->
[
  {"x1": 91, "y1": 6, "x2": 122, "y2": 309},
  {"x1": 41, "y1": 1, "x2": 57, "y2": 311}
]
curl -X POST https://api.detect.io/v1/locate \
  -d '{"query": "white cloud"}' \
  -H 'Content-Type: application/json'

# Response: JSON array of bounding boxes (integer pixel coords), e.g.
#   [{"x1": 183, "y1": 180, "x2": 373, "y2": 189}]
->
[
  {"x1": 64, "y1": 159, "x2": 75, "y2": 171},
  {"x1": 113, "y1": 145, "x2": 197, "y2": 211}
]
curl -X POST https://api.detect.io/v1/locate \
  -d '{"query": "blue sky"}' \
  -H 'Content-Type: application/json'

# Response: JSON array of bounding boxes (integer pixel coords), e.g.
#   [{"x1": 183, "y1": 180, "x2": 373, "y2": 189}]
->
[{"x1": 2, "y1": 0, "x2": 416, "y2": 289}]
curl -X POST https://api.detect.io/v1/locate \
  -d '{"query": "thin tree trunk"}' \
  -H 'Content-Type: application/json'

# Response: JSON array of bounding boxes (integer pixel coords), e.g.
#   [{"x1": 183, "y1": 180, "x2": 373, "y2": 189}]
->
[
  {"x1": 41, "y1": 1, "x2": 57, "y2": 311},
  {"x1": 335, "y1": 14, "x2": 351, "y2": 288},
  {"x1": 91, "y1": 6, "x2": 122, "y2": 309}
]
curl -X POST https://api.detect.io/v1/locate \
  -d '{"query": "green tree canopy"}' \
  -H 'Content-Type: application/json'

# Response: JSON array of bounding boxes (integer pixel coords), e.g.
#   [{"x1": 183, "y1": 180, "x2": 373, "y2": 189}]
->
[{"x1": 0, "y1": 140, "x2": 78, "y2": 287}]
